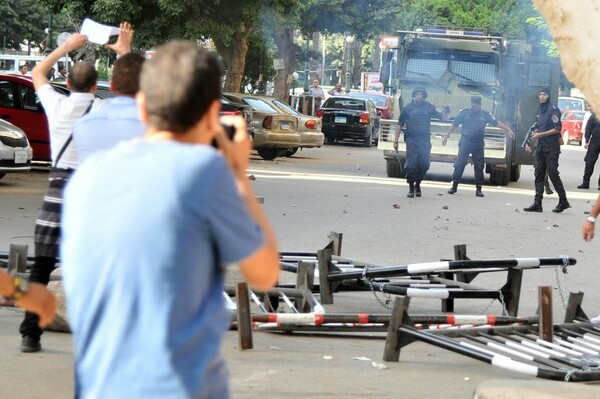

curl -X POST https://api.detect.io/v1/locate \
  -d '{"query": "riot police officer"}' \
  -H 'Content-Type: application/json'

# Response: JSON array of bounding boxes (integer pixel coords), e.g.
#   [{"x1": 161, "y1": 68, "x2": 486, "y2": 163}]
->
[
  {"x1": 577, "y1": 109, "x2": 600, "y2": 189},
  {"x1": 443, "y1": 96, "x2": 514, "y2": 197},
  {"x1": 523, "y1": 87, "x2": 570, "y2": 213},
  {"x1": 393, "y1": 87, "x2": 449, "y2": 198}
]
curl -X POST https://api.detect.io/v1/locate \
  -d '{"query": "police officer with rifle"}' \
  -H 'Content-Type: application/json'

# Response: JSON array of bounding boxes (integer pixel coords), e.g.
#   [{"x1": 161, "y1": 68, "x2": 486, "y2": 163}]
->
[{"x1": 523, "y1": 87, "x2": 570, "y2": 213}]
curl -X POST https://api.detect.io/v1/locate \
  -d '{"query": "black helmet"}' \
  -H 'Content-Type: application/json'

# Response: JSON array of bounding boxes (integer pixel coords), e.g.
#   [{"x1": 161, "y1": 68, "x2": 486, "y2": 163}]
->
[{"x1": 412, "y1": 86, "x2": 428, "y2": 99}]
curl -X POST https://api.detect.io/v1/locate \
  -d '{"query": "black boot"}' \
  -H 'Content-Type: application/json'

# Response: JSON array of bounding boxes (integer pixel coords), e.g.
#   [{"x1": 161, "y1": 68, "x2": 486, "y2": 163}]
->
[
  {"x1": 415, "y1": 181, "x2": 422, "y2": 197},
  {"x1": 552, "y1": 199, "x2": 571, "y2": 213},
  {"x1": 447, "y1": 182, "x2": 458, "y2": 195},
  {"x1": 407, "y1": 182, "x2": 415, "y2": 198},
  {"x1": 577, "y1": 181, "x2": 590, "y2": 189},
  {"x1": 523, "y1": 202, "x2": 543, "y2": 212},
  {"x1": 475, "y1": 185, "x2": 484, "y2": 197}
]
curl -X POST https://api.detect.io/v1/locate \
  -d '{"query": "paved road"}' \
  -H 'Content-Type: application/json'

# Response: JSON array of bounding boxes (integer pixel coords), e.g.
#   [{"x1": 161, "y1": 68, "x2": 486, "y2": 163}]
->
[{"x1": 1, "y1": 142, "x2": 599, "y2": 398}]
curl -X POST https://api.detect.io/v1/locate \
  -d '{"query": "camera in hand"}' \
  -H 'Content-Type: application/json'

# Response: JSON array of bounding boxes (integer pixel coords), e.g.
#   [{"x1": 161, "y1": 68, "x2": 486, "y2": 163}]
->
[{"x1": 211, "y1": 123, "x2": 236, "y2": 148}]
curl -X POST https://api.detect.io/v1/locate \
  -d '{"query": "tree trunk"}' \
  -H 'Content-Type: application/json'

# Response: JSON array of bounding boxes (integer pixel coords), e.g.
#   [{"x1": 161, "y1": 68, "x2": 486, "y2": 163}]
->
[
  {"x1": 214, "y1": 23, "x2": 252, "y2": 93},
  {"x1": 272, "y1": 28, "x2": 297, "y2": 103}
]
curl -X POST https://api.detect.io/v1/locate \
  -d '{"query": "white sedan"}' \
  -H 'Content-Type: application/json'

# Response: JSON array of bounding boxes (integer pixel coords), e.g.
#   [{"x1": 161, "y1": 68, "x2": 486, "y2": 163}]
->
[{"x1": 0, "y1": 118, "x2": 32, "y2": 180}]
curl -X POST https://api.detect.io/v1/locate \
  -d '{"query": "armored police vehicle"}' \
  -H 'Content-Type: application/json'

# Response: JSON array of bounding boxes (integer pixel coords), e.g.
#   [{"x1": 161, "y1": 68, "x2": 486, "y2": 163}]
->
[{"x1": 377, "y1": 28, "x2": 560, "y2": 185}]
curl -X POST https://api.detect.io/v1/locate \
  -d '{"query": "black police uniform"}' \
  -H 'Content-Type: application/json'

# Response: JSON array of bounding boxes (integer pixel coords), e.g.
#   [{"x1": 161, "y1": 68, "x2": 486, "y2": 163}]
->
[
  {"x1": 529, "y1": 100, "x2": 569, "y2": 210},
  {"x1": 398, "y1": 99, "x2": 443, "y2": 185},
  {"x1": 451, "y1": 108, "x2": 497, "y2": 186},
  {"x1": 580, "y1": 112, "x2": 600, "y2": 188}
]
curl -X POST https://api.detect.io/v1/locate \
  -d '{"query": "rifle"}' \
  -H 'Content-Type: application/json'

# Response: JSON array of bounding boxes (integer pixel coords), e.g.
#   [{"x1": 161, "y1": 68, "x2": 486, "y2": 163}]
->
[{"x1": 520, "y1": 123, "x2": 537, "y2": 149}]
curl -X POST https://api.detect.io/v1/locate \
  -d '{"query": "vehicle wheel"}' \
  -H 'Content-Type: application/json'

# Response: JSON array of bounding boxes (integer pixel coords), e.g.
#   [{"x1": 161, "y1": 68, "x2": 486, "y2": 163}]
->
[
  {"x1": 325, "y1": 134, "x2": 335, "y2": 144},
  {"x1": 577, "y1": 140, "x2": 583, "y2": 146},
  {"x1": 0, "y1": 173, "x2": 6, "y2": 181},
  {"x1": 510, "y1": 164, "x2": 521, "y2": 182},
  {"x1": 386, "y1": 158, "x2": 406, "y2": 178},
  {"x1": 257, "y1": 148, "x2": 281, "y2": 160},
  {"x1": 489, "y1": 166, "x2": 510, "y2": 185},
  {"x1": 362, "y1": 130, "x2": 372, "y2": 147},
  {"x1": 285, "y1": 147, "x2": 299, "y2": 157}
]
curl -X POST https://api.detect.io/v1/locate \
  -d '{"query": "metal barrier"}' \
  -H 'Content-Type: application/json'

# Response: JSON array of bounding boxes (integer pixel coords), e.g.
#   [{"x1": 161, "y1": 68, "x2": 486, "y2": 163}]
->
[
  {"x1": 383, "y1": 291, "x2": 600, "y2": 382},
  {"x1": 279, "y1": 232, "x2": 575, "y2": 317}
]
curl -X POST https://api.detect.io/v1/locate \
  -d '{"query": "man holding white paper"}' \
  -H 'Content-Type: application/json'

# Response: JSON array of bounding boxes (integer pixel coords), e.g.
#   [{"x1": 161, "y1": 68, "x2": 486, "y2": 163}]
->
[{"x1": 18, "y1": 22, "x2": 134, "y2": 353}]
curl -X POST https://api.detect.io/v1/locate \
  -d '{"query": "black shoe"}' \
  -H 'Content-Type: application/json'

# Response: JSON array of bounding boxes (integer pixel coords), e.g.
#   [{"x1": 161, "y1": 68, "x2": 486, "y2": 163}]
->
[
  {"x1": 545, "y1": 186, "x2": 554, "y2": 195},
  {"x1": 407, "y1": 190, "x2": 414, "y2": 198},
  {"x1": 20, "y1": 335, "x2": 41, "y2": 353},
  {"x1": 523, "y1": 203, "x2": 543, "y2": 212},
  {"x1": 552, "y1": 200, "x2": 571, "y2": 213},
  {"x1": 475, "y1": 186, "x2": 484, "y2": 197},
  {"x1": 415, "y1": 183, "x2": 422, "y2": 197},
  {"x1": 577, "y1": 183, "x2": 590, "y2": 189},
  {"x1": 447, "y1": 184, "x2": 457, "y2": 195}
]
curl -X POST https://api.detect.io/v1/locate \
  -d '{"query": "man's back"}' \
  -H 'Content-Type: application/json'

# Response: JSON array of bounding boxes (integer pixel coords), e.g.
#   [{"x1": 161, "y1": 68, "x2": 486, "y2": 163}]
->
[
  {"x1": 62, "y1": 140, "x2": 264, "y2": 398},
  {"x1": 73, "y1": 96, "x2": 144, "y2": 163}
]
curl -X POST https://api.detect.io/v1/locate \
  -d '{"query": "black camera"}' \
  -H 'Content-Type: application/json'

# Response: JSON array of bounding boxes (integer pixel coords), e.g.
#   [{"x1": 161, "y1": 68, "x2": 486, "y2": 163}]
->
[{"x1": 211, "y1": 123, "x2": 236, "y2": 148}]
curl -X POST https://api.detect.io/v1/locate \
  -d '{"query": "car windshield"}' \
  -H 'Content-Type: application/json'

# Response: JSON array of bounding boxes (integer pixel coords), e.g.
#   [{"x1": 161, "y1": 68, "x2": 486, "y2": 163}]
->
[
  {"x1": 242, "y1": 98, "x2": 278, "y2": 112},
  {"x1": 348, "y1": 93, "x2": 387, "y2": 107},
  {"x1": 272, "y1": 99, "x2": 300, "y2": 115},
  {"x1": 562, "y1": 111, "x2": 586, "y2": 120},
  {"x1": 558, "y1": 97, "x2": 585, "y2": 111},
  {"x1": 402, "y1": 49, "x2": 498, "y2": 87},
  {"x1": 323, "y1": 98, "x2": 366, "y2": 110}
]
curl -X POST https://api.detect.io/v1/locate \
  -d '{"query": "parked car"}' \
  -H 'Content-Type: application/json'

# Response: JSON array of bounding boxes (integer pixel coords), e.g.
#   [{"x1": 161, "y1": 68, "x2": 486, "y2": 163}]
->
[
  {"x1": 256, "y1": 96, "x2": 324, "y2": 157},
  {"x1": 317, "y1": 96, "x2": 381, "y2": 147},
  {"x1": 558, "y1": 96, "x2": 586, "y2": 112},
  {"x1": 222, "y1": 93, "x2": 300, "y2": 160},
  {"x1": 0, "y1": 117, "x2": 33, "y2": 180},
  {"x1": 0, "y1": 74, "x2": 113, "y2": 162},
  {"x1": 347, "y1": 92, "x2": 393, "y2": 119},
  {"x1": 561, "y1": 110, "x2": 586, "y2": 145}
]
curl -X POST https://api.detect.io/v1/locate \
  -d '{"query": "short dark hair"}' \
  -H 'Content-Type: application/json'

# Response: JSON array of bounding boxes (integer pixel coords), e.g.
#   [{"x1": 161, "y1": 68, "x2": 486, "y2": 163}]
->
[
  {"x1": 69, "y1": 62, "x2": 98, "y2": 92},
  {"x1": 140, "y1": 40, "x2": 222, "y2": 133},
  {"x1": 111, "y1": 53, "x2": 145, "y2": 95}
]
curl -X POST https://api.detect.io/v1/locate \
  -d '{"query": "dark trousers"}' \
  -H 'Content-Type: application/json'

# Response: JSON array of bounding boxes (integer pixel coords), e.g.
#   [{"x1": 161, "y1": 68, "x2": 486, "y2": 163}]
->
[
  {"x1": 534, "y1": 149, "x2": 567, "y2": 203},
  {"x1": 19, "y1": 256, "x2": 56, "y2": 339},
  {"x1": 582, "y1": 142, "x2": 600, "y2": 185},
  {"x1": 405, "y1": 139, "x2": 431, "y2": 183},
  {"x1": 452, "y1": 139, "x2": 484, "y2": 185}
]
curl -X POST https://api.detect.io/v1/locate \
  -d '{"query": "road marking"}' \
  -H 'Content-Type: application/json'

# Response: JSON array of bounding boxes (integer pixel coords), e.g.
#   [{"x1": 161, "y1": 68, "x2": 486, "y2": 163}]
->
[{"x1": 248, "y1": 169, "x2": 599, "y2": 200}]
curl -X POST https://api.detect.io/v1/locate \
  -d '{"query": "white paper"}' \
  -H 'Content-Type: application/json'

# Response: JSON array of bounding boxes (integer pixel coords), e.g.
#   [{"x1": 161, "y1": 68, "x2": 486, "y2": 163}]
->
[{"x1": 80, "y1": 18, "x2": 120, "y2": 45}]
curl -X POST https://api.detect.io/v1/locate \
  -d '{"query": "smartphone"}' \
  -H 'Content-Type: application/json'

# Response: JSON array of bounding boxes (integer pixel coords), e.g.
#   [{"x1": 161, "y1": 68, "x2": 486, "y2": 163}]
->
[{"x1": 211, "y1": 122, "x2": 236, "y2": 148}]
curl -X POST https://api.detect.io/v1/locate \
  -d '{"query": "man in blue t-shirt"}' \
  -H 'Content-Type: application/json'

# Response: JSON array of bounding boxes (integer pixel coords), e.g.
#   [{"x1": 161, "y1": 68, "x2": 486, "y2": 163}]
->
[
  {"x1": 73, "y1": 53, "x2": 146, "y2": 164},
  {"x1": 443, "y1": 96, "x2": 514, "y2": 197},
  {"x1": 61, "y1": 41, "x2": 280, "y2": 399}
]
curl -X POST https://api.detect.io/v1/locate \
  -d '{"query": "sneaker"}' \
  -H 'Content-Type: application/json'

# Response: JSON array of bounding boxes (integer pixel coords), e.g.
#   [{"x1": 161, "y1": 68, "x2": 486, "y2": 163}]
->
[{"x1": 20, "y1": 335, "x2": 41, "y2": 353}]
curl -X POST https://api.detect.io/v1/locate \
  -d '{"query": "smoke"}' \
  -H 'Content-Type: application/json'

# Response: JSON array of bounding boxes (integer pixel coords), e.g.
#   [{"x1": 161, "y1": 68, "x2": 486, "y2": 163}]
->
[{"x1": 533, "y1": 0, "x2": 600, "y2": 109}]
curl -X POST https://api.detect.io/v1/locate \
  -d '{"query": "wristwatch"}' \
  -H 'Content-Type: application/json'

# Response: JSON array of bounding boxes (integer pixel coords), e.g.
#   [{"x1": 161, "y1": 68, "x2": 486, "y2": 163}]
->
[
  {"x1": 5, "y1": 275, "x2": 28, "y2": 301},
  {"x1": 587, "y1": 216, "x2": 596, "y2": 223}
]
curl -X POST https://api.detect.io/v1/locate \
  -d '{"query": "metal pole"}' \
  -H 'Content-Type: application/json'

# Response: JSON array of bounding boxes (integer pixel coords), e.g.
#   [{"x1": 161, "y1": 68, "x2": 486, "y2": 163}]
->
[
  {"x1": 303, "y1": 34, "x2": 310, "y2": 93},
  {"x1": 344, "y1": 38, "x2": 352, "y2": 93},
  {"x1": 45, "y1": 14, "x2": 54, "y2": 55}
]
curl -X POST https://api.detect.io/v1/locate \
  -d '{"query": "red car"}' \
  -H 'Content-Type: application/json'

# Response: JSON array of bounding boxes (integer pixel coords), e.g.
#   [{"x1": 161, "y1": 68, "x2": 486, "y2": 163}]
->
[
  {"x1": 347, "y1": 92, "x2": 394, "y2": 119},
  {"x1": 0, "y1": 74, "x2": 112, "y2": 162},
  {"x1": 561, "y1": 110, "x2": 586, "y2": 146}
]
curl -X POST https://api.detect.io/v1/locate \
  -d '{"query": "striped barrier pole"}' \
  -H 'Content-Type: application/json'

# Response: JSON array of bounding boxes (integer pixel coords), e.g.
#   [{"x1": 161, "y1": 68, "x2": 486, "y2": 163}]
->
[
  {"x1": 353, "y1": 279, "x2": 501, "y2": 300},
  {"x1": 328, "y1": 257, "x2": 576, "y2": 282},
  {"x1": 249, "y1": 313, "x2": 536, "y2": 326}
]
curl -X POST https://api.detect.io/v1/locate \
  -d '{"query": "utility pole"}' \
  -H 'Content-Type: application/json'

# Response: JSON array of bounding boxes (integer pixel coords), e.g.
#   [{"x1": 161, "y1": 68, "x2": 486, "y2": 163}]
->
[
  {"x1": 44, "y1": 14, "x2": 53, "y2": 55},
  {"x1": 303, "y1": 33, "x2": 310, "y2": 93},
  {"x1": 344, "y1": 35, "x2": 354, "y2": 93}
]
